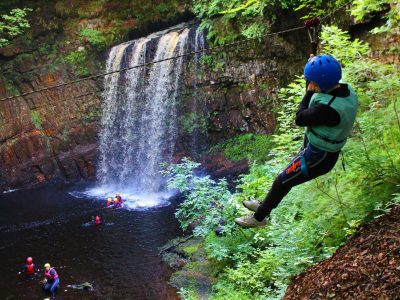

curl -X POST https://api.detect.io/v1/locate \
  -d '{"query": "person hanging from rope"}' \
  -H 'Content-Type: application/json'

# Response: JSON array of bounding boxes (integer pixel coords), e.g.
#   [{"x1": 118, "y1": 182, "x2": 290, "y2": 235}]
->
[{"x1": 235, "y1": 54, "x2": 358, "y2": 228}]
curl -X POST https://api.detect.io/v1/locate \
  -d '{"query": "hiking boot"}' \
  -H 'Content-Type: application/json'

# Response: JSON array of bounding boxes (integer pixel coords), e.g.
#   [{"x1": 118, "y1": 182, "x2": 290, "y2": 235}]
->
[
  {"x1": 235, "y1": 215, "x2": 267, "y2": 228},
  {"x1": 243, "y1": 200, "x2": 261, "y2": 212}
]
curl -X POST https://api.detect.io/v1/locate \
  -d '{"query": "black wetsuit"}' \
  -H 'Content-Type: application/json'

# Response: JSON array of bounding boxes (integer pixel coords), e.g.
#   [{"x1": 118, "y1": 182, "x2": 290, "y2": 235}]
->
[{"x1": 254, "y1": 85, "x2": 350, "y2": 221}]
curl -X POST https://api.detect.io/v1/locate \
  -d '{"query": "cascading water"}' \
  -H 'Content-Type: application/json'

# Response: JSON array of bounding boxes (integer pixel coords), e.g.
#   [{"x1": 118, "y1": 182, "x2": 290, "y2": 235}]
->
[{"x1": 81, "y1": 24, "x2": 204, "y2": 208}]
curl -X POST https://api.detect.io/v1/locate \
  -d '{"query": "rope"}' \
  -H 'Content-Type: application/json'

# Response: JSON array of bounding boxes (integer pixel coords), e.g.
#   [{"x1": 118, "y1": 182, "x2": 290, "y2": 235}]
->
[
  {"x1": 0, "y1": 25, "x2": 305, "y2": 102},
  {"x1": 0, "y1": 1, "x2": 352, "y2": 103}
]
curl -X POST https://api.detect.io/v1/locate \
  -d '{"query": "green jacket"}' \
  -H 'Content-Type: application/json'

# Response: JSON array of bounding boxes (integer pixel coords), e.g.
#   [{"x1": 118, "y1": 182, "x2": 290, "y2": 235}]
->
[{"x1": 306, "y1": 85, "x2": 358, "y2": 152}]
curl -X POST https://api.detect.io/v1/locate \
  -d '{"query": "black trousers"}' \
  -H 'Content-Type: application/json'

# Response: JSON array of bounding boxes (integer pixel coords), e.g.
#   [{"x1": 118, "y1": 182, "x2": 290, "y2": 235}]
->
[{"x1": 254, "y1": 143, "x2": 340, "y2": 221}]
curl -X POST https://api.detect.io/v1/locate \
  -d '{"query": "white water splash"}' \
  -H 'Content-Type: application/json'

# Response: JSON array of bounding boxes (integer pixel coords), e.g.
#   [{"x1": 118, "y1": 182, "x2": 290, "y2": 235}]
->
[
  {"x1": 69, "y1": 186, "x2": 174, "y2": 211},
  {"x1": 88, "y1": 24, "x2": 200, "y2": 208}
]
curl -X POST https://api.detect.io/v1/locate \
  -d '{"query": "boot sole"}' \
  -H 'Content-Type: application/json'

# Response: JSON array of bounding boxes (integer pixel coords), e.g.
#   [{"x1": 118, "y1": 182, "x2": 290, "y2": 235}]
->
[
  {"x1": 234, "y1": 218, "x2": 266, "y2": 228},
  {"x1": 243, "y1": 201, "x2": 260, "y2": 212}
]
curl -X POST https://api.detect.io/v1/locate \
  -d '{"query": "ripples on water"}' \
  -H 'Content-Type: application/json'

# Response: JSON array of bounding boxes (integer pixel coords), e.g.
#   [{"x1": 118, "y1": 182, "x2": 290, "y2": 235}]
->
[{"x1": 0, "y1": 184, "x2": 181, "y2": 299}]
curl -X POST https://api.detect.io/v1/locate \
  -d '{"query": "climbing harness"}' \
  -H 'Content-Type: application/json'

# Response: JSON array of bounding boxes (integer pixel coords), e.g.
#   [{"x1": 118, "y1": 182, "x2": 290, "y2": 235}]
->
[
  {"x1": 304, "y1": 16, "x2": 320, "y2": 56},
  {"x1": 300, "y1": 155, "x2": 310, "y2": 178}
]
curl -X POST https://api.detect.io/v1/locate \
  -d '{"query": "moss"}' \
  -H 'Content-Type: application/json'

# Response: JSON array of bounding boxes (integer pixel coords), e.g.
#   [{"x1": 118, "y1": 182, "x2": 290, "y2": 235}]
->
[
  {"x1": 82, "y1": 108, "x2": 102, "y2": 123},
  {"x1": 14, "y1": 53, "x2": 35, "y2": 64},
  {"x1": 210, "y1": 133, "x2": 274, "y2": 162},
  {"x1": 2, "y1": 75, "x2": 20, "y2": 96},
  {"x1": 182, "y1": 244, "x2": 201, "y2": 257},
  {"x1": 181, "y1": 112, "x2": 209, "y2": 135},
  {"x1": 31, "y1": 110, "x2": 43, "y2": 130},
  {"x1": 178, "y1": 286, "x2": 201, "y2": 300},
  {"x1": 62, "y1": 128, "x2": 69, "y2": 143},
  {"x1": 77, "y1": 0, "x2": 104, "y2": 19}
]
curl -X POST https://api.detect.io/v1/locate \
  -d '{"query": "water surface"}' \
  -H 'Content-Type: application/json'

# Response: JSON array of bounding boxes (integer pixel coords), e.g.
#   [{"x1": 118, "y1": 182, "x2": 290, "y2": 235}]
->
[{"x1": 0, "y1": 184, "x2": 181, "y2": 299}]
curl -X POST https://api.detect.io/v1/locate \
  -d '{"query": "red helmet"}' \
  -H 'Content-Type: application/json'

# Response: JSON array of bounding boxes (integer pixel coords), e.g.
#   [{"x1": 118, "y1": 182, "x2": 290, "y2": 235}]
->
[{"x1": 26, "y1": 257, "x2": 33, "y2": 264}]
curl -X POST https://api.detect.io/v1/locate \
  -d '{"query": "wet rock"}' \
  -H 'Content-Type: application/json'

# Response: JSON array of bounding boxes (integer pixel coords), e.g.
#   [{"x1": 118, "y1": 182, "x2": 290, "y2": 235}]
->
[
  {"x1": 0, "y1": 44, "x2": 24, "y2": 58},
  {"x1": 162, "y1": 237, "x2": 214, "y2": 300},
  {"x1": 200, "y1": 153, "x2": 249, "y2": 185}
]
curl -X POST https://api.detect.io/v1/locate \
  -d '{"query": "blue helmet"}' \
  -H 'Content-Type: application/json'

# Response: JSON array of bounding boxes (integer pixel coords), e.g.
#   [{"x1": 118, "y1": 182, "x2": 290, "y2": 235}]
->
[{"x1": 304, "y1": 55, "x2": 342, "y2": 92}]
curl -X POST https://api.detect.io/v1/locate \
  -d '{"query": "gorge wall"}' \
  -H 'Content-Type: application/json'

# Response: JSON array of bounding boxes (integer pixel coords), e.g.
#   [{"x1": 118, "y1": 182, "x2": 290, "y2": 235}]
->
[{"x1": 1, "y1": 1, "x2": 394, "y2": 191}]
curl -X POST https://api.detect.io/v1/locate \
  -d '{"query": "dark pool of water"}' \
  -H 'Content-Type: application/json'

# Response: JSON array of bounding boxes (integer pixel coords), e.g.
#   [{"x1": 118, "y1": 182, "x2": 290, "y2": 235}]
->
[{"x1": 0, "y1": 184, "x2": 182, "y2": 299}]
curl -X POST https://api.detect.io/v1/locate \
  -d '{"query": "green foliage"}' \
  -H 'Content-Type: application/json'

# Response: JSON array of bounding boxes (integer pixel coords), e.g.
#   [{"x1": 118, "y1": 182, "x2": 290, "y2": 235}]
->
[
  {"x1": 65, "y1": 50, "x2": 89, "y2": 76},
  {"x1": 79, "y1": 28, "x2": 111, "y2": 51},
  {"x1": 199, "y1": 54, "x2": 226, "y2": 72},
  {"x1": 162, "y1": 158, "x2": 234, "y2": 237},
  {"x1": 294, "y1": 0, "x2": 347, "y2": 19},
  {"x1": 31, "y1": 110, "x2": 43, "y2": 130},
  {"x1": 192, "y1": 0, "x2": 349, "y2": 45},
  {"x1": 351, "y1": 0, "x2": 400, "y2": 34},
  {"x1": 54, "y1": 1, "x2": 76, "y2": 18},
  {"x1": 211, "y1": 133, "x2": 273, "y2": 162},
  {"x1": 166, "y1": 24, "x2": 400, "y2": 300},
  {"x1": 132, "y1": 0, "x2": 188, "y2": 25},
  {"x1": 193, "y1": 0, "x2": 273, "y2": 45},
  {"x1": 178, "y1": 287, "x2": 201, "y2": 300},
  {"x1": 320, "y1": 25, "x2": 370, "y2": 66},
  {"x1": 272, "y1": 76, "x2": 305, "y2": 163},
  {"x1": 0, "y1": 8, "x2": 32, "y2": 48},
  {"x1": 181, "y1": 112, "x2": 209, "y2": 135}
]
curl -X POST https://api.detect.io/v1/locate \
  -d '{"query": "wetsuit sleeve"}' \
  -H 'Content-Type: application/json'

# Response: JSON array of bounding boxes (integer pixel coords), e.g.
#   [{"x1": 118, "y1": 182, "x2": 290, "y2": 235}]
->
[
  {"x1": 295, "y1": 92, "x2": 340, "y2": 127},
  {"x1": 50, "y1": 269, "x2": 55, "y2": 279}
]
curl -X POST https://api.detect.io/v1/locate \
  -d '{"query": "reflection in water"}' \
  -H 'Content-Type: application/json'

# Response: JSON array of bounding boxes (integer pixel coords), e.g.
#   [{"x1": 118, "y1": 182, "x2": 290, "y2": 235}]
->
[{"x1": 0, "y1": 184, "x2": 181, "y2": 299}]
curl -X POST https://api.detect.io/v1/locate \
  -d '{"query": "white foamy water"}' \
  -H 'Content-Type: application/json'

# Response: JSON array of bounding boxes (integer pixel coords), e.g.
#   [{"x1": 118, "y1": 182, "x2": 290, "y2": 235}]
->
[
  {"x1": 77, "y1": 25, "x2": 204, "y2": 209},
  {"x1": 69, "y1": 187, "x2": 175, "y2": 211}
]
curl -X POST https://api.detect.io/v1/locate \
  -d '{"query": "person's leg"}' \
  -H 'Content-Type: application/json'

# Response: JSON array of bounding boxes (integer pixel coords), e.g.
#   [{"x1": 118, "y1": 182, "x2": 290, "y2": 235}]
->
[
  {"x1": 43, "y1": 281, "x2": 51, "y2": 292},
  {"x1": 50, "y1": 278, "x2": 59, "y2": 296},
  {"x1": 254, "y1": 144, "x2": 339, "y2": 221}
]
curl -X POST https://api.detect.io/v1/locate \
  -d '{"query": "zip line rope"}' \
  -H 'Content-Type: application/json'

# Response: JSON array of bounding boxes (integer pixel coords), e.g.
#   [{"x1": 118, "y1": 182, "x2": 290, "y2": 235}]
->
[
  {"x1": 0, "y1": 1, "x2": 351, "y2": 103},
  {"x1": 0, "y1": 25, "x2": 305, "y2": 102}
]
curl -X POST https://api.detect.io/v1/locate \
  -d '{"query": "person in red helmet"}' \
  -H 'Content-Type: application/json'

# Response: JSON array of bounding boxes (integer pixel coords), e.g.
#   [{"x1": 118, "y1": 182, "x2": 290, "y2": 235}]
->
[
  {"x1": 91, "y1": 215, "x2": 103, "y2": 225},
  {"x1": 18, "y1": 257, "x2": 39, "y2": 278}
]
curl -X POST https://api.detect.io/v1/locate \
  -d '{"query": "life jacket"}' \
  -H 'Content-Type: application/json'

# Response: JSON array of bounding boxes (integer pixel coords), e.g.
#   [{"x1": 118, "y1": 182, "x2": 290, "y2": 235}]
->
[
  {"x1": 95, "y1": 216, "x2": 101, "y2": 225},
  {"x1": 106, "y1": 200, "x2": 112, "y2": 206},
  {"x1": 306, "y1": 84, "x2": 358, "y2": 152},
  {"x1": 26, "y1": 263, "x2": 35, "y2": 275},
  {"x1": 45, "y1": 268, "x2": 58, "y2": 281},
  {"x1": 116, "y1": 196, "x2": 122, "y2": 202}
]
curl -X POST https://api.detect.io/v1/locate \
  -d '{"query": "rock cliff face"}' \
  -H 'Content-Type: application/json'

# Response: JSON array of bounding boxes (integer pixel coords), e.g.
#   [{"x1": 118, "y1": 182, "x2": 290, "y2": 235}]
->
[
  {"x1": 0, "y1": 3, "x2": 309, "y2": 191},
  {"x1": 0, "y1": 73, "x2": 100, "y2": 190},
  {"x1": 0, "y1": 0, "x2": 191, "y2": 191},
  {"x1": 1, "y1": 1, "x2": 395, "y2": 191}
]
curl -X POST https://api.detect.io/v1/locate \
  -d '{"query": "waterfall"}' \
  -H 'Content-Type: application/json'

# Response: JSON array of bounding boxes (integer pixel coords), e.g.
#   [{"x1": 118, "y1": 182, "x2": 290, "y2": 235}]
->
[{"x1": 97, "y1": 24, "x2": 197, "y2": 199}]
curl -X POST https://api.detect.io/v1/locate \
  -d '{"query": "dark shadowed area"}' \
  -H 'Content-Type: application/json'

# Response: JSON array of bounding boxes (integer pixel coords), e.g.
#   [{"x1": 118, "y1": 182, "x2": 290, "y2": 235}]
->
[{"x1": 0, "y1": 184, "x2": 181, "y2": 299}]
